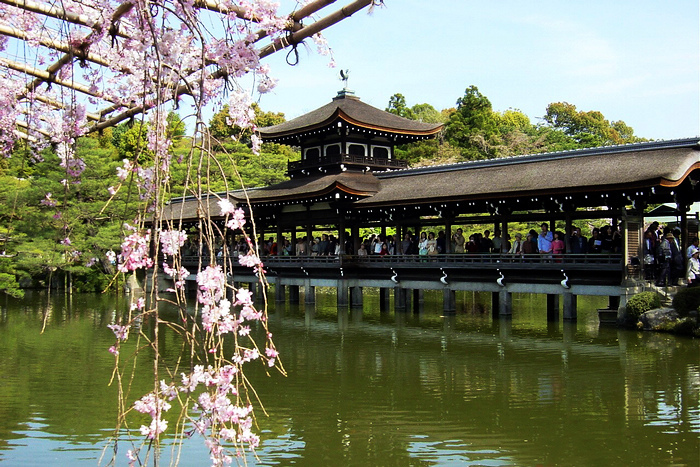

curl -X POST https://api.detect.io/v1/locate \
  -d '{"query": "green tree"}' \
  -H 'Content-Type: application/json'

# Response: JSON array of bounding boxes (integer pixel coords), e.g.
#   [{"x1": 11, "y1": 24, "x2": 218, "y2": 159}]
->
[
  {"x1": 209, "y1": 103, "x2": 285, "y2": 146},
  {"x1": 543, "y1": 102, "x2": 644, "y2": 147},
  {"x1": 444, "y1": 85, "x2": 501, "y2": 160},
  {"x1": 410, "y1": 103, "x2": 445, "y2": 124},
  {"x1": 386, "y1": 93, "x2": 415, "y2": 120}
]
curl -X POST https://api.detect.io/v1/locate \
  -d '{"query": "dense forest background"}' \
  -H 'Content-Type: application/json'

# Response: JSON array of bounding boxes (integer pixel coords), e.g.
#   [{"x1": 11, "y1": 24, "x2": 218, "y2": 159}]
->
[{"x1": 0, "y1": 86, "x2": 647, "y2": 296}]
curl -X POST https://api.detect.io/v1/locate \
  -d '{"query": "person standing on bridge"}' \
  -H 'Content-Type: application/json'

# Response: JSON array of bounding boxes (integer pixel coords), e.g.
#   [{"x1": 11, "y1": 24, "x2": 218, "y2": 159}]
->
[
  {"x1": 686, "y1": 247, "x2": 700, "y2": 287},
  {"x1": 538, "y1": 223, "x2": 553, "y2": 259},
  {"x1": 453, "y1": 228, "x2": 465, "y2": 254},
  {"x1": 656, "y1": 232, "x2": 673, "y2": 287}
]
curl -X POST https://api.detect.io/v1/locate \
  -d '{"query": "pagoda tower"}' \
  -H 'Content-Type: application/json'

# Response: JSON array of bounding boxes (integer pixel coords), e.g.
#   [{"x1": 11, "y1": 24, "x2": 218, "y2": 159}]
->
[{"x1": 259, "y1": 90, "x2": 443, "y2": 177}]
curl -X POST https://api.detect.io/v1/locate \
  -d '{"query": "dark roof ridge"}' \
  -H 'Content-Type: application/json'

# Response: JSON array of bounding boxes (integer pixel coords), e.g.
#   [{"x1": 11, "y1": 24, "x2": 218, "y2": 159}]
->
[{"x1": 375, "y1": 137, "x2": 700, "y2": 179}]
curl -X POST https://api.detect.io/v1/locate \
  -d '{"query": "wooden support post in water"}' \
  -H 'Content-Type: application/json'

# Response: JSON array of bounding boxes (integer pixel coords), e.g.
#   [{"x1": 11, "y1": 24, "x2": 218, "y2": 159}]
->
[
  {"x1": 304, "y1": 280, "x2": 315, "y2": 304},
  {"x1": 498, "y1": 289, "x2": 512, "y2": 316},
  {"x1": 274, "y1": 278, "x2": 285, "y2": 303},
  {"x1": 394, "y1": 287, "x2": 408, "y2": 312},
  {"x1": 547, "y1": 294, "x2": 560, "y2": 321},
  {"x1": 412, "y1": 288, "x2": 422, "y2": 313},
  {"x1": 337, "y1": 280, "x2": 349, "y2": 307},
  {"x1": 379, "y1": 287, "x2": 390, "y2": 311},
  {"x1": 563, "y1": 293, "x2": 577, "y2": 321},
  {"x1": 289, "y1": 285, "x2": 300, "y2": 304},
  {"x1": 350, "y1": 286, "x2": 363, "y2": 308},
  {"x1": 492, "y1": 291, "x2": 499, "y2": 319},
  {"x1": 443, "y1": 288, "x2": 456, "y2": 313}
]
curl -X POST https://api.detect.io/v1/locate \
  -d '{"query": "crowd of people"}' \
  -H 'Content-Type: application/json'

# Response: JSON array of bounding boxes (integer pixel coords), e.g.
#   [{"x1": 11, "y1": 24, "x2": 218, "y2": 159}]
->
[
  {"x1": 643, "y1": 221, "x2": 699, "y2": 288},
  {"x1": 198, "y1": 221, "x2": 698, "y2": 288}
]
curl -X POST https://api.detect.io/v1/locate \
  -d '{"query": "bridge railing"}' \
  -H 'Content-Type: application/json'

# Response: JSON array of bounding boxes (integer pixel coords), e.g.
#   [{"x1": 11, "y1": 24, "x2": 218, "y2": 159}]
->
[{"x1": 181, "y1": 253, "x2": 623, "y2": 270}]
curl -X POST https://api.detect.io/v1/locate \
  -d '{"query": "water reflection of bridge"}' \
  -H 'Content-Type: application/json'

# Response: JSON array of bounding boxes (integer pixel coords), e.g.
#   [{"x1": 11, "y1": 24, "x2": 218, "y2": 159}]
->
[{"x1": 179, "y1": 253, "x2": 625, "y2": 320}]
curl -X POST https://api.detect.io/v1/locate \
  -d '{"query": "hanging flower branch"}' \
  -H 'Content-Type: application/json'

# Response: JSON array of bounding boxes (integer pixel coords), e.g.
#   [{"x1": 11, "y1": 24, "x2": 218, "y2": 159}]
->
[{"x1": 1, "y1": 0, "x2": 383, "y2": 464}]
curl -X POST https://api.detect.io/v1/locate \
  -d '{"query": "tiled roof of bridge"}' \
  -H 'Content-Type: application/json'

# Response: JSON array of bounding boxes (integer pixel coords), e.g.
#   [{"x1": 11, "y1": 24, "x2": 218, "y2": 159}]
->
[
  {"x1": 258, "y1": 92, "x2": 443, "y2": 139},
  {"x1": 356, "y1": 139, "x2": 700, "y2": 206}
]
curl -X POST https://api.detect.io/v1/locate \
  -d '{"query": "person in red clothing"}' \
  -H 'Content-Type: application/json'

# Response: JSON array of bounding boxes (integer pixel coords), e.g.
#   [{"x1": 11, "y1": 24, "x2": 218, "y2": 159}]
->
[{"x1": 552, "y1": 231, "x2": 565, "y2": 262}]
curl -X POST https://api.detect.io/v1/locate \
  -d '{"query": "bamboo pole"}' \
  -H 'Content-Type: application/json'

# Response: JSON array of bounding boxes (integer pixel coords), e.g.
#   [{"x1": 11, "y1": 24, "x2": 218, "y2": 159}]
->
[
  {"x1": 0, "y1": 0, "x2": 132, "y2": 38},
  {"x1": 0, "y1": 57, "x2": 117, "y2": 102},
  {"x1": 89, "y1": 0, "x2": 373, "y2": 133}
]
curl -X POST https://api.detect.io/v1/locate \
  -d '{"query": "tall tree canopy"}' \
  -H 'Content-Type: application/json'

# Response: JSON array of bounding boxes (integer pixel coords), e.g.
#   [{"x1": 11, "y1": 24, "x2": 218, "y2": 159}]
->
[{"x1": 543, "y1": 102, "x2": 644, "y2": 147}]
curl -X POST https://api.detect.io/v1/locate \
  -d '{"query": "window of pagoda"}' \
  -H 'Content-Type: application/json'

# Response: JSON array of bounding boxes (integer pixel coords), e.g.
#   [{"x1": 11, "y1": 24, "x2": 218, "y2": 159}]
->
[
  {"x1": 371, "y1": 146, "x2": 390, "y2": 159},
  {"x1": 347, "y1": 143, "x2": 367, "y2": 157},
  {"x1": 325, "y1": 143, "x2": 341, "y2": 157},
  {"x1": 304, "y1": 147, "x2": 321, "y2": 161}
]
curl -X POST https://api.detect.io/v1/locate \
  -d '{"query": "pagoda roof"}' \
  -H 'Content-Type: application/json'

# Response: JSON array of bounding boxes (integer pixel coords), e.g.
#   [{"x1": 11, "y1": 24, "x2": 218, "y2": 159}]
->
[
  {"x1": 231, "y1": 171, "x2": 381, "y2": 204},
  {"x1": 258, "y1": 91, "x2": 443, "y2": 142}
]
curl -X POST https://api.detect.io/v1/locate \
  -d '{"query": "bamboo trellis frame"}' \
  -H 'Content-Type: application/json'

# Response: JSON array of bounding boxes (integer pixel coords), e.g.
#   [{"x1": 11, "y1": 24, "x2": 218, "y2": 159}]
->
[{"x1": 0, "y1": 0, "x2": 377, "y2": 137}]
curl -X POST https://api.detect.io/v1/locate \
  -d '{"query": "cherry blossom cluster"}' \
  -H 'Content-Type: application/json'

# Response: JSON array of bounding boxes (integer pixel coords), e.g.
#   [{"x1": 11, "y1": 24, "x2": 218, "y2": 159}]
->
[
  {"x1": 163, "y1": 262, "x2": 190, "y2": 290},
  {"x1": 159, "y1": 229, "x2": 188, "y2": 256},
  {"x1": 134, "y1": 392, "x2": 172, "y2": 439},
  {"x1": 218, "y1": 199, "x2": 246, "y2": 231},
  {"x1": 177, "y1": 364, "x2": 260, "y2": 463},
  {"x1": 117, "y1": 225, "x2": 153, "y2": 272},
  {"x1": 0, "y1": 0, "x2": 302, "y2": 157}
]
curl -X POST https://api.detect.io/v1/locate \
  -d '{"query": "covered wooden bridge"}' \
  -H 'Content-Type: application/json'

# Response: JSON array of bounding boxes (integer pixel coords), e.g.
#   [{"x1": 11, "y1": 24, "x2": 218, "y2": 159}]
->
[{"x1": 164, "y1": 90, "x2": 700, "y2": 320}]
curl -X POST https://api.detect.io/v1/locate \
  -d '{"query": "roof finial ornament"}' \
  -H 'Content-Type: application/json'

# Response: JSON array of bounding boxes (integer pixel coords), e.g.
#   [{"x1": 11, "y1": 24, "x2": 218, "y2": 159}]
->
[{"x1": 339, "y1": 69, "x2": 350, "y2": 89}]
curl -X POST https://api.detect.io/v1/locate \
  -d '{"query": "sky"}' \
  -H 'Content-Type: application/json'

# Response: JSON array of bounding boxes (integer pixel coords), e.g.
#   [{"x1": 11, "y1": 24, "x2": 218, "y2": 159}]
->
[{"x1": 241, "y1": 0, "x2": 700, "y2": 141}]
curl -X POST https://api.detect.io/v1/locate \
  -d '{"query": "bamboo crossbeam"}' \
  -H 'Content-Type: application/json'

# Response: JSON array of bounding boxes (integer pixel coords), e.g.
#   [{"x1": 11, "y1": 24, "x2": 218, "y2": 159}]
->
[
  {"x1": 0, "y1": 0, "x2": 131, "y2": 39},
  {"x1": 13, "y1": 129, "x2": 37, "y2": 142},
  {"x1": 1, "y1": 0, "x2": 375, "y2": 134},
  {"x1": 89, "y1": 1, "x2": 374, "y2": 133},
  {"x1": 258, "y1": 0, "x2": 372, "y2": 59},
  {"x1": 0, "y1": 24, "x2": 112, "y2": 68},
  {"x1": 1, "y1": 57, "x2": 117, "y2": 103},
  {"x1": 19, "y1": 1, "x2": 135, "y2": 99},
  {"x1": 20, "y1": 94, "x2": 102, "y2": 121},
  {"x1": 15, "y1": 120, "x2": 50, "y2": 138}
]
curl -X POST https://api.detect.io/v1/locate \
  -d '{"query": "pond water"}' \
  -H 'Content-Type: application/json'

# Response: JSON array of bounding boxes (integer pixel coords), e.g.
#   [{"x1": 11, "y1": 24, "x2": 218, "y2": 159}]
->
[{"x1": 0, "y1": 289, "x2": 698, "y2": 466}]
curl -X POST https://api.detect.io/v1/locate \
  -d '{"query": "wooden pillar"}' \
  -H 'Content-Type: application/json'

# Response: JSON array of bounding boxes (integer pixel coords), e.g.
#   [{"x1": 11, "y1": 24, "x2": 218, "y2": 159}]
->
[
  {"x1": 412, "y1": 288, "x2": 422, "y2": 313},
  {"x1": 445, "y1": 220, "x2": 453, "y2": 253},
  {"x1": 304, "y1": 280, "x2": 315, "y2": 304},
  {"x1": 337, "y1": 280, "x2": 349, "y2": 307},
  {"x1": 274, "y1": 277, "x2": 285, "y2": 302},
  {"x1": 562, "y1": 293, "x2": 577, "y2": 321},
  {"x1": 276, "y1": 224, "x2": 283, "y2": 256},
  {"x1": 565, "y1": 214, "x2": 573, "y2": 253},
  {"x1": 306, "y1": 221, "x2": 314, "y2": 247},
  {"x1": 350, "y1": 286, "x2": 363, "y2": 308},
  {"x1": 443, "y1": 288, "x2": 456, "y2": 312},
  {"x1": 394, "y1": 287, "x2": 407, "y2": 312},
  {"x1": 498, "y1": 289, "x2": 512, "y2": 316},
  {"x1": 338, "y1": 217, "x2": 346, "y2": 255},
  {"x1": 379, "y1": 288, "x2": 391, "y2": 311},
  {"x1": 491, "y1": 291, "x2": 499, "y2": 319},
  {"x1": 288, "y1": 285, "x2": 300, "y2": 304},
  {"x1": 547, "y1": 294, "x2": 559, "y2": 321},
  {"x1": 351, "y1": 224, "x2": 360, "y2": 255}
]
